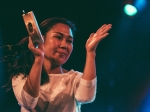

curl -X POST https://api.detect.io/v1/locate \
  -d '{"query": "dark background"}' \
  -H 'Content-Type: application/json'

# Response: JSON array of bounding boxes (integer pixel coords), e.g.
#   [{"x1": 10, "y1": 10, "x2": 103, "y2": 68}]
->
[{"x1": 0, "y1": 0, "x2": 150, "y2": 112}]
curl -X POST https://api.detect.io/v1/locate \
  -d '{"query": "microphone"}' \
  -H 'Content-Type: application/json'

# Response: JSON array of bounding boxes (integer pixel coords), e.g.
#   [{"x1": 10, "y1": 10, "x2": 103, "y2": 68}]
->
[{"x1": 0, "y1": 44, "x2": 28, "y2": 52}]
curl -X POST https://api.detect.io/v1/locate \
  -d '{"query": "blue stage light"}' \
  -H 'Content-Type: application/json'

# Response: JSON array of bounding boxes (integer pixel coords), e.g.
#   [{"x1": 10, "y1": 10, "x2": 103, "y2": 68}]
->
[{"x1": 135, "y1": 0, "x2": 146, "y2": 11}]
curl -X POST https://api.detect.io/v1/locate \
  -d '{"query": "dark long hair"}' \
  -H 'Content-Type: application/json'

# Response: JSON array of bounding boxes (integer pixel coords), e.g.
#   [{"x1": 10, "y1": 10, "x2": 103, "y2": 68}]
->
[{"x1": 5, "y1": 17, "x2": 76, "y2": 90}]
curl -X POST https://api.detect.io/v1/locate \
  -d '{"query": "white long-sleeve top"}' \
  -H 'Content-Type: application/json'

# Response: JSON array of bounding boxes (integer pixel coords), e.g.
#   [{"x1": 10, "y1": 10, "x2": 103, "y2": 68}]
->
[{"x1": 12, "y1": 69, "x2": 97, "y2": 112}]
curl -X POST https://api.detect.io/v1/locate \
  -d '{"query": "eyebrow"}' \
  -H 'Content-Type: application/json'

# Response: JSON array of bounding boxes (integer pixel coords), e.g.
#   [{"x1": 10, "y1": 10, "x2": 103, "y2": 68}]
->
[{"x1": 54, "y1": 32, "x2": 73, "y2": 38}]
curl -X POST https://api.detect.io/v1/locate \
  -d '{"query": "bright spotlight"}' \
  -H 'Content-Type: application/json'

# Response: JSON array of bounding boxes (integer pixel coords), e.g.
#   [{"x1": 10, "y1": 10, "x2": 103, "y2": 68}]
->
[{"x1": 124, "y1": 4, "x2": 138, "y2": 16}]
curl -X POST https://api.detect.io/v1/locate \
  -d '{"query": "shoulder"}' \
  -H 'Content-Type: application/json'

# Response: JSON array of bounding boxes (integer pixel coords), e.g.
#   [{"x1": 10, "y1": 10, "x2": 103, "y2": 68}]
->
[
  {"x1": 12, "y1": 74, "x2": 27, "y2": 86},
  {"x1": 65, "y1": 69, "x2": 83, "y2": 79}
]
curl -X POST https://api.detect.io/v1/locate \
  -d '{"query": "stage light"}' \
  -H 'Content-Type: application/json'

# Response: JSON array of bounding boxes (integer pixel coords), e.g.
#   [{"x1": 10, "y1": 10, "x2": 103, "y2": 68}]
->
[
  {"x1": 124, "y1": 4, "x2": 138, "y2": 16},
  {"x1": 134, "y1": 0, "x2": 146, "y2": 11}
]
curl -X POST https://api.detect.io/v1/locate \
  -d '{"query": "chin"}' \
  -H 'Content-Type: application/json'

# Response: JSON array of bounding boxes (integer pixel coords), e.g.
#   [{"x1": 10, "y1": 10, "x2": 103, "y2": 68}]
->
[{"x1": 55, "y1": 59, "x2": 68, "y2": 65}]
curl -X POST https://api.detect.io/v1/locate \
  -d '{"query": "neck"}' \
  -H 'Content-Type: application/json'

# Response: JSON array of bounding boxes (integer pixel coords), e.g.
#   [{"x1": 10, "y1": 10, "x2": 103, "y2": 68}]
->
[{"x1": 43, "y1": 58, "x2": 63, "y2": 74}]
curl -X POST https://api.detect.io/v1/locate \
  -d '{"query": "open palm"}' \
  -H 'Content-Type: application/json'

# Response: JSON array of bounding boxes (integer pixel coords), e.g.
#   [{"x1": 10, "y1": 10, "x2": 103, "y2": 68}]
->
[{"x1": 86, "y1": 24, "x2": 112, "y2": 52}]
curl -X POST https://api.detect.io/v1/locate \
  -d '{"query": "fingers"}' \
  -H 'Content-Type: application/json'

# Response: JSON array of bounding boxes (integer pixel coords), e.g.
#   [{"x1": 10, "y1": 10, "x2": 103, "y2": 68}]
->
[
  {"x1": 28, "y1": 37, "x2": 45, "y2": 57},
  {"x1": 98, "y1": 33, "x2": 109, "y2": 39},
  {"x1": 38, "y1": 43, "x2": 45, "y2": 51},
  {"x1": 96, "y1": 24, "x2": 107, "y2": 33},
  {"x1": 101, "y1": 24, "x2": 112, "y2": 34},
  {"x1": 87, "y1": 33, "x2": 95, "y2": 44},
  {"x1": 96, "y1": 24, "x2": 112, "y2": 35},
  {"x1": 28, "y1": 37, "x2": 35, "y2": 50},
  {"x1": 28, "y1": 37, "x2": 44, "y2": 51},
  {"x1": 91, "y1": 24, "x2": 112, "y2": 42},
  {"x1": 95, "y1": 24, "x2": 112, "y2": 39},
  {"x1": 89, "y1": 33, "x2": 95, "y2": 38},
  {"x1": 86, "y1": 24, "x2": 112, "y2": 52}
]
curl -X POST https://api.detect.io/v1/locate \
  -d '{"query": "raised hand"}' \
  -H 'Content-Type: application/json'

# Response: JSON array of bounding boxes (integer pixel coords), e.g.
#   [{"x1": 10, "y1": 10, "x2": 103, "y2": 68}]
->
[{"x1": 86, "y1": 24, "x2": 112, "y2": 52}]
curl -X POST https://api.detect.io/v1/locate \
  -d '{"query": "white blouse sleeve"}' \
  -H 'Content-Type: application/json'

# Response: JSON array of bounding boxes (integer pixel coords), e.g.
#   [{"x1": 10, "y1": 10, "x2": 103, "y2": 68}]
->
[
  {"x1": 12, "y1": 74, "x2": 39, "y2": 109},
  {"x1": 74, "y1": 73, "x2": 97, "y2": 104}
]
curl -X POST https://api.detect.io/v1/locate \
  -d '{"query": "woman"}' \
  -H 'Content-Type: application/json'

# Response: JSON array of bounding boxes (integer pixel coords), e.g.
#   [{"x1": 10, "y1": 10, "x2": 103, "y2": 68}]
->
[{"x1": 9, "y1": 17, "x2": 112, "y2": 112}]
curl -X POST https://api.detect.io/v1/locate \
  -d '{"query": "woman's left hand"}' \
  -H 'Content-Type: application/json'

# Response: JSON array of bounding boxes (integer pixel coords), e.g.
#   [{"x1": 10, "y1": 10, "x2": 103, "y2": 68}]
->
[{"x1": 86, "y1": 24, "x2": 112, "y2": 52}]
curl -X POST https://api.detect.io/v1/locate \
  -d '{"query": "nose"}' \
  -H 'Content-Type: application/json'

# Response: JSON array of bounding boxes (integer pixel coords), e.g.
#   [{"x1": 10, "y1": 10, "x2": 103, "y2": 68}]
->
[{"x1": 60, "y1": 40, "x2": 67, "y2": 50}]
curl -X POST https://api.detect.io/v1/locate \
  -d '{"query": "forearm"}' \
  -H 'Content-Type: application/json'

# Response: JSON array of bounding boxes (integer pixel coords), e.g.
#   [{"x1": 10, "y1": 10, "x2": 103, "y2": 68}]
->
[
  {"x1": 82, "y1": 52, "x2": 96, "y2": 80},
  {"x1": 83, "y1": 24, "x2": 111, "y2": 80},
  {"x1": 23, "y1": 57, "x2": 43, "y2": 98},
  {"x1": 75, "y1": 78, "x2": 96, "y2": 103}
]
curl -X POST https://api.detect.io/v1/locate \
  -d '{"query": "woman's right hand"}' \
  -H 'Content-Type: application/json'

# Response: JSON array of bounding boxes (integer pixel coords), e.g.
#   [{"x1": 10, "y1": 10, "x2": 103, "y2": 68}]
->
[
  {"x1": 28, "y1": 37, "x2": 45, "y2": 60},
  {"x1": 24, "y1": 37, "x2": 45, "y2": 97}
]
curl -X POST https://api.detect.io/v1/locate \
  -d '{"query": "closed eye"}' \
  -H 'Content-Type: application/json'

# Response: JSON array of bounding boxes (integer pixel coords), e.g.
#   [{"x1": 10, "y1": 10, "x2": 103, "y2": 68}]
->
[
  {"x1": 55, "y1": 36, "x2": 62, "y2": 40},
  {"x1": 67, "y1": 39, "x2": 73, "y2": 44}
]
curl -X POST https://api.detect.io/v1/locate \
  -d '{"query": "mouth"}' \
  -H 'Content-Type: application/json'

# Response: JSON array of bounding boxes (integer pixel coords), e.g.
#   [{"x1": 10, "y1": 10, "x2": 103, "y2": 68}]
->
[{"x1": 55, "y1": 51, "x2": 67, "y2": 55}]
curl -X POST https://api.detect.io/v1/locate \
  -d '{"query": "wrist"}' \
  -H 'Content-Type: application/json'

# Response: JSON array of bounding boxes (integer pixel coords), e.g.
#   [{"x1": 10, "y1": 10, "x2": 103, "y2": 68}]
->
[
  {"x1": 34, "y1": 56, "x2": 44, "y2": 64},
  {"x1": 86, "y1": 51, "x2": 96, "y2": 57}
]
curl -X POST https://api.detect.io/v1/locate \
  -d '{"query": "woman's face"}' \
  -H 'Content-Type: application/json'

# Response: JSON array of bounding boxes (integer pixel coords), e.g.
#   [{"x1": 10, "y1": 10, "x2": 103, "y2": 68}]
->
[{"x1": 44, "y1": 23, "x2": 73, "y2": 65}]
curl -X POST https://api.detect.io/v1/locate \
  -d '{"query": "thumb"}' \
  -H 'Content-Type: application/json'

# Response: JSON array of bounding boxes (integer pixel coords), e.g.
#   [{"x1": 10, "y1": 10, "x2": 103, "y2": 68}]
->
[{"x1": 89, "y1": 33, "x2": 95, "y2": 38}]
